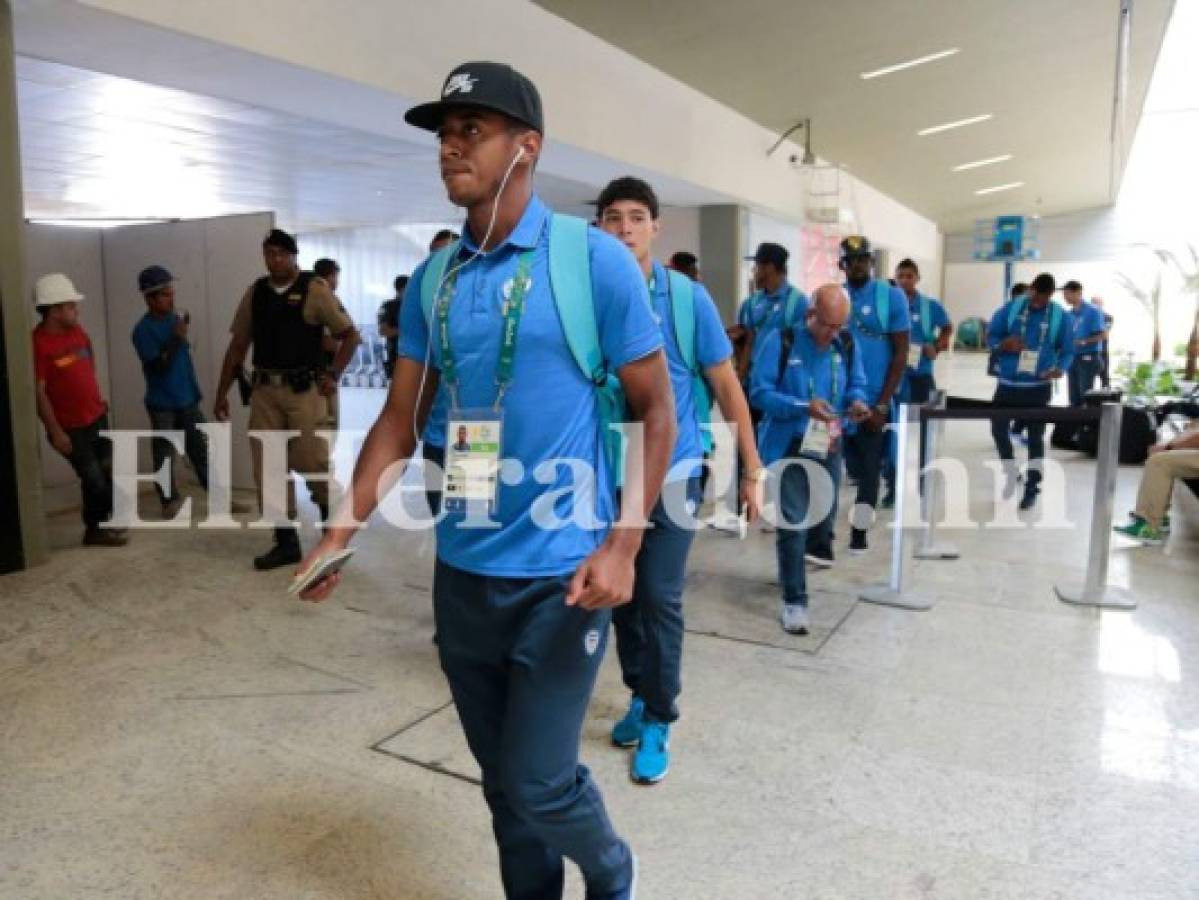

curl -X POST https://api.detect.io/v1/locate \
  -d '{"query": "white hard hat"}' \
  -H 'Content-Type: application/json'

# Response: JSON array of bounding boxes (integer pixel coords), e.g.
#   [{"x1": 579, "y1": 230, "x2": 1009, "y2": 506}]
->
[{"x1": 34, "y1": 273, "x2": 84, "y2": 309}]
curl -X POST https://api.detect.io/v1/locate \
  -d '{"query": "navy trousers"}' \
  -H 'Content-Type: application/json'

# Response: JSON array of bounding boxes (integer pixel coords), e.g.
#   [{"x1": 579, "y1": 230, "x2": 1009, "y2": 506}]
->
[
  {"x1": 433, "y1": 560, "x2": 634, "y2": 900},
  {"x1": 611, "y1": 476, "x2": 702, "y2": 724}
]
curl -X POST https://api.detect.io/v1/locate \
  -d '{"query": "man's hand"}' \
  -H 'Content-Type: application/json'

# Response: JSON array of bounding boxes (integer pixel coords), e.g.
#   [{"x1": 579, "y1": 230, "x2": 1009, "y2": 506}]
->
[
  {"x1": 172, "y1": 315, "x2": 189, "y2": 340},
  {"x1": 317, "y1": 374, "x2": 337, "y2": 397},
  {"x1": 808, "y1": 398, "x2": 837, "y2": 423},
  {"x1": 1149, "y1": 441, "x2": 1171, "y2": 456},
  {"x1": 848, "y1": 400, "x2": 871, "y2": 423},
  {"x1": 740, "y1": 476, "x2": 764, "y2": 524},
  {"x1": 566, "y1": 539, "x2": 636, "y2": 610},
  {"x1": 214, "y1": 396, "x2": 230, "y2": 422},
  {"x1": 296, "y1": 537, "x2": 349, "y2": 603},
  {"x1": 1041, "y1": 368, "x2": 1064, "y2": 381},
  {"x1": 923, "y1": 344, "x2": 939, "y2": 360},
  {"x1": 865, "y1": 408, "x2": 888, "y2": 432},
  {"x1": 49, "y1": 429, "x2": 72, "y2": 456},
  {"x1": 999, "y1": 336, "x2": 1024, "y2": 353}
]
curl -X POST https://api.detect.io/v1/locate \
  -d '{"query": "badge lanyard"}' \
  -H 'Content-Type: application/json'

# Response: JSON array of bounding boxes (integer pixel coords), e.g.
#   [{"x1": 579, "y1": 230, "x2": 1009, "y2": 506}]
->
[
  {"x1": 799, "y1": 346, "x2": 842, "y2": 459},
  {"x1": 435, "y1": 247, "x2": 535, "y2": 412},
  {"x1": 1015, "y1": 303, "x2": 1050, "y2": 376}
]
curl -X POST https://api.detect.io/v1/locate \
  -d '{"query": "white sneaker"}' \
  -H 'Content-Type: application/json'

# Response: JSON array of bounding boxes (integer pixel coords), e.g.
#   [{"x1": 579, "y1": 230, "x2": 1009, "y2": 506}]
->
[
  {"x1": 760, "y1": 521, "x2": 776, "y2": 534},
  {"x1": 780, "y1": 603, "x2": 810, "y2": 635}
]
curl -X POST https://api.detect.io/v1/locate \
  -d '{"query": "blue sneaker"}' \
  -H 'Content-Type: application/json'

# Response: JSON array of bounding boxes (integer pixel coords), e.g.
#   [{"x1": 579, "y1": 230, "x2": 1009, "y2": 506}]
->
[
  {"x1": 631, "y1": 721, "x2": 670, "y2": 784},
  {"x1": 611, "y1": 697, "x2": 644, "y2": 748}
]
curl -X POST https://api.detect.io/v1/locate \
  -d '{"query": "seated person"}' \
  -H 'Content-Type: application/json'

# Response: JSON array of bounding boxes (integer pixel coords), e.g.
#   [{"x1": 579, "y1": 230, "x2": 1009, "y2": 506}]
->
[{"x1": 1114, "y1": 424, "x2": 1199, "y2": 545}]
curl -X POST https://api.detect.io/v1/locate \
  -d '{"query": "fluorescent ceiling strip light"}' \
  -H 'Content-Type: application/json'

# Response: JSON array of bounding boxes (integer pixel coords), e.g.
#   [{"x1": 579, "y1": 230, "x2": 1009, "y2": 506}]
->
[
  {"x1": 974, "y1": 181, "x2": 1025, "y2": 195},
  {"x1": 860, "y1": 48, "x2": 960, "y2": 79},
  {"x1": 917, "y1": 114, "x2": 993, "y2": 136},
  {"x1": 953, "y1": 154, "x2": 1013, "y2": 172}
]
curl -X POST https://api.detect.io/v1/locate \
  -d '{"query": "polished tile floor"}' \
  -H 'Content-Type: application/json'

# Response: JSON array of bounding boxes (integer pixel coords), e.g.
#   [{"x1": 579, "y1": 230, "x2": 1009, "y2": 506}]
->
[{"x1": 2, "y1": 356, "x2": 1197, "y2": 899}]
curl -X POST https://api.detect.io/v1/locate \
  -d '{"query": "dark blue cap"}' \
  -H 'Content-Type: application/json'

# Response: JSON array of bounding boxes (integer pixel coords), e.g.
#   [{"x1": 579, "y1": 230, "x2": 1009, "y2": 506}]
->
[{"x1": 138, "y1": 265, "x2": 173, "y2": 294}]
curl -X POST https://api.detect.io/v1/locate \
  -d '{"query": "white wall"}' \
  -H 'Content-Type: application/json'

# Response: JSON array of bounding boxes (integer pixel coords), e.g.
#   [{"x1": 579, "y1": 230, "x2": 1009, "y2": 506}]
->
[
  {"x1": 24, "y1": 212, "x2": 272, "y2": 510},
  {"x1": 849, "y1": 173, "x2": 944, "y2": 296},
  {"x1": 656, "y1": 206, "x2": 701, "y2": 269}
]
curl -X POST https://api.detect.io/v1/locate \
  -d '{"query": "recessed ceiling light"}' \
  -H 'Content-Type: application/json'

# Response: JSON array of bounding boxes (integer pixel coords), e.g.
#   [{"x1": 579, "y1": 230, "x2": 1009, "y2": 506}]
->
[
  {"x1": 917, "y1": 114, "x2": 993, "y2": 136},
  {"x1": 974, "y1": 181, "x2": 1025, "y2": 195},
  {"x1": 860, "y1": 48, "x2": 961, "y2": 80},
  {"x1": 953, "y1": 154, "x2": 1013, "y2": 172}
]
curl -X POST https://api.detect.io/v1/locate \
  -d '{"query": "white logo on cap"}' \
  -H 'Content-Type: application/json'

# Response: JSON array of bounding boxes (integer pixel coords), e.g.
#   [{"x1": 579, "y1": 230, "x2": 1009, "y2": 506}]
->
[{"x1": 444, "y1": 74, "x2": 478, "y2": 96}]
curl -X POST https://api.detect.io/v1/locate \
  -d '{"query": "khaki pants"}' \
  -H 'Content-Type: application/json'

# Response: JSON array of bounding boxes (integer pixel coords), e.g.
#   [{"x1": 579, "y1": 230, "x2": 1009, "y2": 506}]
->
[
  {"x1": 1135, "y1": 448, "x2": 1199, "y2": 528},
  {"x1": 249, "y1": 383, "x2": 333, "y2": 520},
  {"x1": 323, "y1": 389, "x2": 339, "y2": 432}
]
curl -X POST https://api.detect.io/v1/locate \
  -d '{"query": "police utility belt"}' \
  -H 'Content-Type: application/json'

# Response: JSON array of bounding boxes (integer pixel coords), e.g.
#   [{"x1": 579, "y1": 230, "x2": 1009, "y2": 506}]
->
[{"x1": 252, "y1": 367, "x2": 321, "y2": 392}]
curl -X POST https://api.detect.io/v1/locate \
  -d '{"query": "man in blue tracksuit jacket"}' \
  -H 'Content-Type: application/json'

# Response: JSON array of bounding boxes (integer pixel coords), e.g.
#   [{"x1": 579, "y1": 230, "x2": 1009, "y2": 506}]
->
[
  {"x1": 987, "y1": 272, "x2": 1074, "y2": 510},
  {"x1": 752, "y1": 285, "x2": 869, "y2": 635}
]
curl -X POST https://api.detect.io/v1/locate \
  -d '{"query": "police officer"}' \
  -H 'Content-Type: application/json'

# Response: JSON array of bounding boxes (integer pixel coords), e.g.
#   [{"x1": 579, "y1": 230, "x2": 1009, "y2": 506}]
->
[
  {"x1": 987, "y1": 273, "x2": 1073, "y2": 509},
  {"x1": 597, "y1": 175, "x2": 764, "y2": 785},
  {"x1": 377, "y1": 274, "x2": 408, "y2": 381},
  {"x1": 752, "y1": 285, "x2": 870, "y2": 634},
  {"x1": 213, "y1": 229, "x2": 360, "y2": 570},
  {"x1": 840, "y1": 235, "x2": 910, "y2": 554},
  {"x1": 297, "y1": 62, "x2": 674, "y2": 899}
]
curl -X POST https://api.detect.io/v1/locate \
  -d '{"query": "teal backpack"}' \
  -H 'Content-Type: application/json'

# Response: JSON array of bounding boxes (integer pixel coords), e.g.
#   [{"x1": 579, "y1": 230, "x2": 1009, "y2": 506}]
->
[
  {"x1": 912, "y1": 293, "x2": 932, "y2": 341},
  {"x1": 664, "y1": 269, "x2": 715, "y2": 453},
  {"x1": 420, "y1": 214, "x2": 630, "y2": 483}
]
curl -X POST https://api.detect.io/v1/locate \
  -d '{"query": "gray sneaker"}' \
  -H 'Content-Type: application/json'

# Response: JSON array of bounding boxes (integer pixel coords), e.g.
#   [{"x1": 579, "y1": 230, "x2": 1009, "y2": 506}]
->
[{"x1": 780, "y1": 602, "x2": 810, "y2": 635}]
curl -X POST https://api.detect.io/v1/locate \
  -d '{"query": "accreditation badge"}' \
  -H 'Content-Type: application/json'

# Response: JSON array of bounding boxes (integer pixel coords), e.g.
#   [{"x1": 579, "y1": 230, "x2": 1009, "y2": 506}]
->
[
  {"x1": 800, "y1": 417, "x2": 840, "y2": 459},
  {"x1": 907, "y1": 343, "x2": 924, "y2": 369},
  {"x1": 443, "y1": 409, "x2": 504, "y2": 513},
  {"x1": 1017, "y1": 349, "x2": 1039, "y2": 376}
]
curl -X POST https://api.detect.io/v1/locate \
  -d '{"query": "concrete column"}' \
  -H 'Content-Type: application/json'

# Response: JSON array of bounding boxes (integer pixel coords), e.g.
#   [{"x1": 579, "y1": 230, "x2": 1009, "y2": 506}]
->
[
  {"x1": 698, "y1": 204, "x2": 747, "y2": 322},
  {"x1": 0, "y1": 0, "x2": 49, "y2": 573}
]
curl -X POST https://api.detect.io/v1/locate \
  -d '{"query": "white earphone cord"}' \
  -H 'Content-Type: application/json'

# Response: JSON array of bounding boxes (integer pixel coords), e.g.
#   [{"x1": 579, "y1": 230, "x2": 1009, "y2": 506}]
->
[{"x1": 411, "y1": 146, "x2": 527, "y2": 445}]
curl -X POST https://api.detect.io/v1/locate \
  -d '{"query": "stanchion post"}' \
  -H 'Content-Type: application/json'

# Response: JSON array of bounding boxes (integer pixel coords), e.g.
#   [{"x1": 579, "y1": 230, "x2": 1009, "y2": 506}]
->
[
  {"x1": 1055, "y1": 402, "x2": 1136, "y2": 609},
  {"x1": 860, "y1": 403, "x2": 934, "y2": 611},
  {"x1": 915, "y1": 390, "x2": 959, "y2": 560}
]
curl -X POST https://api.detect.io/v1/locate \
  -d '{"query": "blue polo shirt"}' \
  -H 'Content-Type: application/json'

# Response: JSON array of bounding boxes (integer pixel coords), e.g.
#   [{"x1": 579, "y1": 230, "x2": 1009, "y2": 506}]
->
[
  {"x1": 131, "y1": 313, "x2": 202, "y2": 411},
  {"x1": 737, "y1": 281, "x2": 808, "y2": 337},
  {"x1": 750, "y1": 326, "x2": 868, "y2": 466},
  {"x1": 650, "y1": 262, "x2": 732, "y2": 480},
  {"x1": 399, "y1": 195, "x2": 663, "y2": 577},
  {"x1": 905, "y1": 292, "x2": 952, "y2": 377},
  {"x1": 987, "y1": 299, "x2": 1075, "y2": 386},
  {"x1": 1068, "y1": 300, "x2": 1106, "y2": 356},
  {"x1": 846, "y1": 279, "x2": 910, "y2": 404}
]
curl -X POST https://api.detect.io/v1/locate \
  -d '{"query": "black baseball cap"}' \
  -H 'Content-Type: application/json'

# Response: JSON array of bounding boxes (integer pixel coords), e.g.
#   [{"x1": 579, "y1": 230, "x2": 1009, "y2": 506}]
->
[
  {"x1": 839, "y1": 235, "x2": 873, "y2": 260},
  {"x1": 745, "y1": 242, "x2": 789, "y2": 268},
  {"x1": 1061, "y1": 280, "x2": 1083, "y2": 292},
  {"x1": 405, "y1": 62, "x2": 544, "y2": 134},
  {"x1": 137, "y1": 265, "x2": 173, "y2": 294}
]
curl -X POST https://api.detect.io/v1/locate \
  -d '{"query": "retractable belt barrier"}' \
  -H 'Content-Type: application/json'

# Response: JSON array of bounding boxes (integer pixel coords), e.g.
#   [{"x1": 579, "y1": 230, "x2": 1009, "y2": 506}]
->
[{"x1": 859, "y1": 398, "x2": 1135, "y2": 612}]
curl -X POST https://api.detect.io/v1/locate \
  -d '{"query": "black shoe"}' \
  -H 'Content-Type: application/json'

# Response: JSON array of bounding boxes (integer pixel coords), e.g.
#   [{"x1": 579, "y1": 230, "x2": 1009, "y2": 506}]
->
[
  {"x1": 83, "y1": 527, "x2": 128, "y2": 548},
  {"x1": 1019, "y1": 483, "x2": 1039, "y2": 510},
  {"x1": 849, "y1": 529, "x2": 869, "y2": 555},
  {"x1": 880, "y1": 489, "x2": 896, "y2": 510},
  {"x1": 805, "y1": 546, "x2": 835, "y2": 568},
  {"x1": 254, "y1": 528, "x2": 301, "y2": 571}
]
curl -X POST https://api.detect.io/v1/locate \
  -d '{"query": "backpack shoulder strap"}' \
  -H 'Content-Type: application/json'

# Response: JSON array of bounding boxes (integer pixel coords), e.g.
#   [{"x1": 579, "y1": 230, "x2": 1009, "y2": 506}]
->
[
  {"x1": 1006, "y1": 297, "x2": 1027, "y2": 332},
  {"x1": 419, "y1": 242, "x2": 460, "y2": 326},
  {"x1": 548, "y1": 213, "x2": 602, "y2": 381},
  {"x1": 1048, "y1": 302, "x2": 1063, "y2": 345},
  {"x1": 920, "y1": 295, "x2": 932, "y2": 340},
  {"x1": 777, "y1": 326, "x2": 795, "y2": 384},
  {"x1": 784, "y1": 286, "x2": 807, "y2": 328},
  {"x1": 874, "y1": 279, "x2": 890, "y2": 329},
  {"x1": 666, "y1": 269, "x2": 697, "y2": 372}
]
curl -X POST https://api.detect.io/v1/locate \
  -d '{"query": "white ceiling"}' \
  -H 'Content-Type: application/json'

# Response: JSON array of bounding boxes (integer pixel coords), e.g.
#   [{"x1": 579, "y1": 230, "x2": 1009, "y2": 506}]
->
[
  {"x1": 15, "y1": 56, "x2": 604, "y2": 232},
  {"x1": 534, "y1": 0, "x2": 1175, "y2": 231}
]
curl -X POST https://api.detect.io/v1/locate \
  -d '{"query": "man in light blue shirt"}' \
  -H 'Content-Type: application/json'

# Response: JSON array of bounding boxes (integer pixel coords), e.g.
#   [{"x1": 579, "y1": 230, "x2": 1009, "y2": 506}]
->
[
  {"x1": 130, "y1": 265, "x2": 207, "y2": 518},
  {"x1": 1062, "y1": 280, "x2": 1107, "y2": 408},
  {"x1": 987, "y1": 272, "x2": 1074, "y2": 509},
  {"x1": 840, "y1": 235, "x2": 910, "y2": 555},
  {"x1": 894, "y1": 258, "x2": 953, "y2": 404},
  {"x1": 752, "y1": 285, "x2": 870, "y2": 634},
  {"x1": 734, "y1": 243, "x2": 808, "y2": 401},
  {"x1": 597, "y1": 176, "x2": 765, "y2": 786},
  {"x1": 298, "y1": 62, "x2": 675, "y2": 900}
]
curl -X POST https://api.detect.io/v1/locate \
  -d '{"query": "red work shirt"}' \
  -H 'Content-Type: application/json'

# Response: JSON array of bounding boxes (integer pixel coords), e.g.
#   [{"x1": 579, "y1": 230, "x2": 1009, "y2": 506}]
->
[{"x1": 32, "y1": 323, "x2": 107, "y2": 429}]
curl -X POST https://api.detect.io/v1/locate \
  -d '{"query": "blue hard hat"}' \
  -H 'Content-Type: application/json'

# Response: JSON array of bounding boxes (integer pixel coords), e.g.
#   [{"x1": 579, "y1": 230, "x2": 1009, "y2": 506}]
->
[{"x1": 138, "y1": 265, "x2": 174, "y2": 294}]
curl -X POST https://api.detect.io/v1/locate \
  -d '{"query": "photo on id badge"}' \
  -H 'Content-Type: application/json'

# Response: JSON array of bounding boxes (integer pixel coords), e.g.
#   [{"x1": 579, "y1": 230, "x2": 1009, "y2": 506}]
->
[{"x1": 444, "y1": 411, "x2": 503, "y2": 513}]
